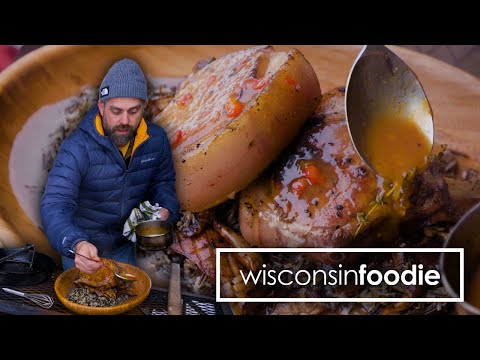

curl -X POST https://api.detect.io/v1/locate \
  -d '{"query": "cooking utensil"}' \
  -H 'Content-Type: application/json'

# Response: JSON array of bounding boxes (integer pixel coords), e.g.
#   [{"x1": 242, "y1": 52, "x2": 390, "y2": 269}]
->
[
  {"x1": 0, "y1": 245, "x2": 56, "y2": 286},
  {"x1": 440, "y1": 201, "x2": 480, "y2": 315},
  {"x1": 345, "y1": 44, "x2": 434, "y2": 177},
  {"x1": 0, "y1": 244, "x2": 35, "y2": 265},
  {"x1": 134, "y1": 219, "x2": 173, "y2": 251},
  {"x1": 68, "y1": 250, "x2": 137, "y2": 282},
  {"x1": 2, "y1": 287, "x2": 54, "y2": 309}
]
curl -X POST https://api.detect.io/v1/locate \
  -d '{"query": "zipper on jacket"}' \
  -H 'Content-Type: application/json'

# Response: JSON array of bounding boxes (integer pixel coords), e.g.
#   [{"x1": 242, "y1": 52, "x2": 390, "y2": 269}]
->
[
  {"x1": 119, "y1": 136, "x2": 151, "y2": 219},
  {"x1": 125, "y1": 136, "x2": 151, "y2": 170},
  {"x1": 121, "y1": 170, "x2": 128, "y2": 220},
  {"x1": 124, "y1": 139, "x2": 134, "y2": 170}
]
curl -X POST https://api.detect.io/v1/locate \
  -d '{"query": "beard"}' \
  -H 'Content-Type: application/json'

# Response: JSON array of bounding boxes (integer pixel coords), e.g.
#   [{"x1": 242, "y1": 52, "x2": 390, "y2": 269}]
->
[{"x1": 103, "y1": 118, "x2": 138, "y2": 147}]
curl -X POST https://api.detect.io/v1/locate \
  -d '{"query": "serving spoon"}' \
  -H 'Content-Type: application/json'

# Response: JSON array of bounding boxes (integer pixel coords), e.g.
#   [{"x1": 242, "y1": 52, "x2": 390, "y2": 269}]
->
[
  {"x1": 68, "y1": 249, "x2": 137, "y2": 282},
  {"x1": 345, "y1": 45, "x2": 434, "y2": 180}
]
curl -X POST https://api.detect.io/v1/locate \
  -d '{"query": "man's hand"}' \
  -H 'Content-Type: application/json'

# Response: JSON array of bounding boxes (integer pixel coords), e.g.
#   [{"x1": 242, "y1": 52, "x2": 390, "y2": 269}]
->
[
  {"x1": 74, "y1": 241, "x2": 102, "y2": 273},
  {"x1": 158, "y1": 208, "x2": 170, "y2": 221}
]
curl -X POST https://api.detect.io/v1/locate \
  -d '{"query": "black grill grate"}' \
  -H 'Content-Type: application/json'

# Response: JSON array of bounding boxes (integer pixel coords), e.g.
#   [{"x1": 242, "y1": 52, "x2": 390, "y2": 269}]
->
[
  {"x1": 0, "y1": 272, "x2": 225, "y2": 315},
  {"x1": 185, "y1": 298, "x2": 219, "y2": 315}
]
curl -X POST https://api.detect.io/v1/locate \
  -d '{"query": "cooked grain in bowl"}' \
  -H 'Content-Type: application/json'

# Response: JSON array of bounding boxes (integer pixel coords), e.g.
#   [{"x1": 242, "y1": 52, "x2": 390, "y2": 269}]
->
[{"x1": 68, "y1": 287, "x2": 130, "y2": 307}]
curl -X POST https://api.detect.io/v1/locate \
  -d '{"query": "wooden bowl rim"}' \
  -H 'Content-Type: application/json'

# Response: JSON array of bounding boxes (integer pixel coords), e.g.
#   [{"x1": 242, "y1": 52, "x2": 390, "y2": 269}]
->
[{"x1": 54, "y1": 263, "x2": 152, "y2": 315}]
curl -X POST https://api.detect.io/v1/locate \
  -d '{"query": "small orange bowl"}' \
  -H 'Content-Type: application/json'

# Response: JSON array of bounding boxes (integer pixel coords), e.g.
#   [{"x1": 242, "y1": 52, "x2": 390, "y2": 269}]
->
[{"x1": 54, "y1": 262, "x2": 151, "y2": 315}]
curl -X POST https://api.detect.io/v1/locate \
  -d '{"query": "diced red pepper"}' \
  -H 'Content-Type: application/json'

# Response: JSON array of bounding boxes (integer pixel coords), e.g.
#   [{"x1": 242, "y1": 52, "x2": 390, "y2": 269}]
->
[
  {"x1": 286, "y1": 77, "x2": 296, "y2": 86},
  {"x1": 176, "y1": 93, "x2": 193, "y2": 107},
  {"x1": 224, "y1": 97, "x2": 244, "y2": 118},
  {"x1": 302, "y1": 163, "x2": 324, "y2": 185},
  {"x1": 171, "y1": 130, "x2": 184, "y2": 149},
  {"x1": 290, "y1": 177, "x2": 309, "y2": 197}
]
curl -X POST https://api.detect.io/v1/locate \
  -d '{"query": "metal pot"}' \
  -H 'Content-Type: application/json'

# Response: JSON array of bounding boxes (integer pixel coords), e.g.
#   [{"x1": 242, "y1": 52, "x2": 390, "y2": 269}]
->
[
  {"x1": 134, "y1": 219, "x2": 173, "y2": 251},
  {"x1": 440, "y1": 201, "x2": 480, "y2": 315}
]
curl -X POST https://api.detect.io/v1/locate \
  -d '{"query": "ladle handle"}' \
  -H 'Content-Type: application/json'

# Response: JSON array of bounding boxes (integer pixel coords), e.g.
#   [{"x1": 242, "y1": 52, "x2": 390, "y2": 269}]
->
[{"x1": 68, "y1": 249, "x2": 100, "y2": 263}]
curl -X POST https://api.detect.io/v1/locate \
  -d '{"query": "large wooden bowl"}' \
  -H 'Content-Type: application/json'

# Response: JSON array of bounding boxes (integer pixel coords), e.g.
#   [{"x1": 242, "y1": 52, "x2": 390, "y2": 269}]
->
[
  {"x1": 54, "y1": 262, "x2": 151, "y2": 315},
  {"x1": 1, "y1": 45, "x2": 479, "y2": 262}
]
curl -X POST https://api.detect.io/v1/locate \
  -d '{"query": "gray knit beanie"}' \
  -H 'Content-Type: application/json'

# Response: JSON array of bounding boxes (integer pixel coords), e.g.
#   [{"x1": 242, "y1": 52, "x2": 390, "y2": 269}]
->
[{"x1": 99, "y1": 58, "x2": 147, "y2": 102}]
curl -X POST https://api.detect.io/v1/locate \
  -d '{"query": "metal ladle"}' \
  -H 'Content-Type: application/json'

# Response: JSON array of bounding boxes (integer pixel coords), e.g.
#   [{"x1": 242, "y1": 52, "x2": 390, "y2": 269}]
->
[{"x1": 345, "y1": 45, "x2": 434, "y2": 177}]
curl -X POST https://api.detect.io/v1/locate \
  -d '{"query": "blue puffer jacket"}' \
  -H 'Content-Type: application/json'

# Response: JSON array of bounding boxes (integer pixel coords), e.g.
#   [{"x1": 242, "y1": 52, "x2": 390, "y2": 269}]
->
[{"x1": 40, "y1": 105, "x2": 180, "y2": 258}]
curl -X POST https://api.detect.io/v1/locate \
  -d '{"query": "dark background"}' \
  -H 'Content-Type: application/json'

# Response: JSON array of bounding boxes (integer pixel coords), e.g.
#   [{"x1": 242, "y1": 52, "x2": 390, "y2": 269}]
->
[{"x1": 3, "y1": 45, "x2": 480, "y2": 79}]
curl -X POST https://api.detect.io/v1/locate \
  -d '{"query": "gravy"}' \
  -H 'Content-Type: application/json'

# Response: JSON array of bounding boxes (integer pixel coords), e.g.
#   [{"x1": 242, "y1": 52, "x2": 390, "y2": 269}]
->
[{"x1": 364, "y1": 114, "x2": 431, "y2": 182}]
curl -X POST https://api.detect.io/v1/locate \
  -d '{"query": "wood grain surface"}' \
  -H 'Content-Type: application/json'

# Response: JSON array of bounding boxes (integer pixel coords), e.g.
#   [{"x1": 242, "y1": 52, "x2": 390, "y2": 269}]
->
[
  {"x1": 167, "y1": 262, "x2": 182, "y2": 315},
  {"x1": 0, "y1": 45, "x2": 479, "y2": 260}
]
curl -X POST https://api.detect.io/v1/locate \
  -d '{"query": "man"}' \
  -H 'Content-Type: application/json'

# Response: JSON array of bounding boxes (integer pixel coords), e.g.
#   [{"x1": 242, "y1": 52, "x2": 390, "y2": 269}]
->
[{"x1": 41, "y1": 58, "x2": 179, "y2": 273}]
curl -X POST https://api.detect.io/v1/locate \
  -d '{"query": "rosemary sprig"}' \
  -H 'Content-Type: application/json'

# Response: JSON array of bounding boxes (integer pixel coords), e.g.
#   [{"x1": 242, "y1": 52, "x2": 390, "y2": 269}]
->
[
  {"x1": 354, "y1": 185, "x2": 396, "y2": 238},
  {"x1": 428, "y1": 143, "x2": 448, "y2": 162},
  {"x1": 354, "y1": 144, "x2": 446, "y2": 239}
]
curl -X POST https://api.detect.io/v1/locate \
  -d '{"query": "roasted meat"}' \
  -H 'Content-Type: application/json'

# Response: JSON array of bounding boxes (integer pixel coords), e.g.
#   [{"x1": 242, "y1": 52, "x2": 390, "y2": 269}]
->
[
  {"x1": 238, "y1": 87, "x2": 454, "y2": 262},
  {"x1": 74, "y1": 258, "x2": 135, "y2": 300},
  {"x1": 239, "y1": 88, "x2": 395, "y2": 258},
  {"x1": 171, "y1": 227, "x2": 220, "y2": 279},
  {"x1": 153, "y1": 45, "x2": 321, "y2": 212}
]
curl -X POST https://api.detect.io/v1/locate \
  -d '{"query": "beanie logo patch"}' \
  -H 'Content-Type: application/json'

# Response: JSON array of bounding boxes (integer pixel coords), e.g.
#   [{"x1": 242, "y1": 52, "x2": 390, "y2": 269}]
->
[{"x1": 100, "y1": 86, "x2": 109, "y2": 97}]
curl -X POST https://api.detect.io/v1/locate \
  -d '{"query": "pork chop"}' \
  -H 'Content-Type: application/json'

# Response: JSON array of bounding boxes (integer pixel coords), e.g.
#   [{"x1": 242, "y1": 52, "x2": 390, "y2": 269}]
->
[{"x1": 238, "y1": 88, "x2": 410, "y2": 263}]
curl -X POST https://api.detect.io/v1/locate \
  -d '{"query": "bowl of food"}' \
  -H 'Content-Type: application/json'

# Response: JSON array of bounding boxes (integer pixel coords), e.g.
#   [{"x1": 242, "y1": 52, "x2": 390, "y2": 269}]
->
[
  {"x1": 54, "y1": 259, "x2": 151, "y2": 315},
  {"x1": 135, "y1": 219, "x2": 173, "y2": 251}
]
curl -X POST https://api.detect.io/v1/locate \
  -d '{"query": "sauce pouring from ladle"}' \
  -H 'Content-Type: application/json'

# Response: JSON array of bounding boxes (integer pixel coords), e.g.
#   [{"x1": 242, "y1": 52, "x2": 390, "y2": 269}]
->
[{"x1": 345, "y1": 45, "x2": 434, "y2": 185}]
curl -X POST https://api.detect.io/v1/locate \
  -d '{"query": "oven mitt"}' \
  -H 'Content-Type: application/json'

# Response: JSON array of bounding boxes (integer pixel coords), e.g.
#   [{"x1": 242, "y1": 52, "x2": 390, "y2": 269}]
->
[{"x1": 123, "y1": 201, "x2": 163, "y2": 243}]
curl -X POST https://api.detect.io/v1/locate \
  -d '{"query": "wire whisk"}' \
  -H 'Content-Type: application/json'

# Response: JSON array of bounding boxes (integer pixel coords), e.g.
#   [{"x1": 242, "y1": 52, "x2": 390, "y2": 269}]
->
[{"x1": 2, "y1": 288, "x2": 54, "y2": 309}]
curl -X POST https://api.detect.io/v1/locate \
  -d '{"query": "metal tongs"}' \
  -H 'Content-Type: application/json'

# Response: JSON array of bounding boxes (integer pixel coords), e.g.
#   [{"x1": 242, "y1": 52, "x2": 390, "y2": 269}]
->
[{"x1": 0, "y1": 244, "x2": 36, "y2": 266}]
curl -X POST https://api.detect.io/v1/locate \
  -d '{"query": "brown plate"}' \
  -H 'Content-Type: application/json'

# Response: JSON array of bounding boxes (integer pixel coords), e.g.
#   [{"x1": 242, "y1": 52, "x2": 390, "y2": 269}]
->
[{"x1": 54, "y1": 262, "x2": 151, "y2": 315}]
